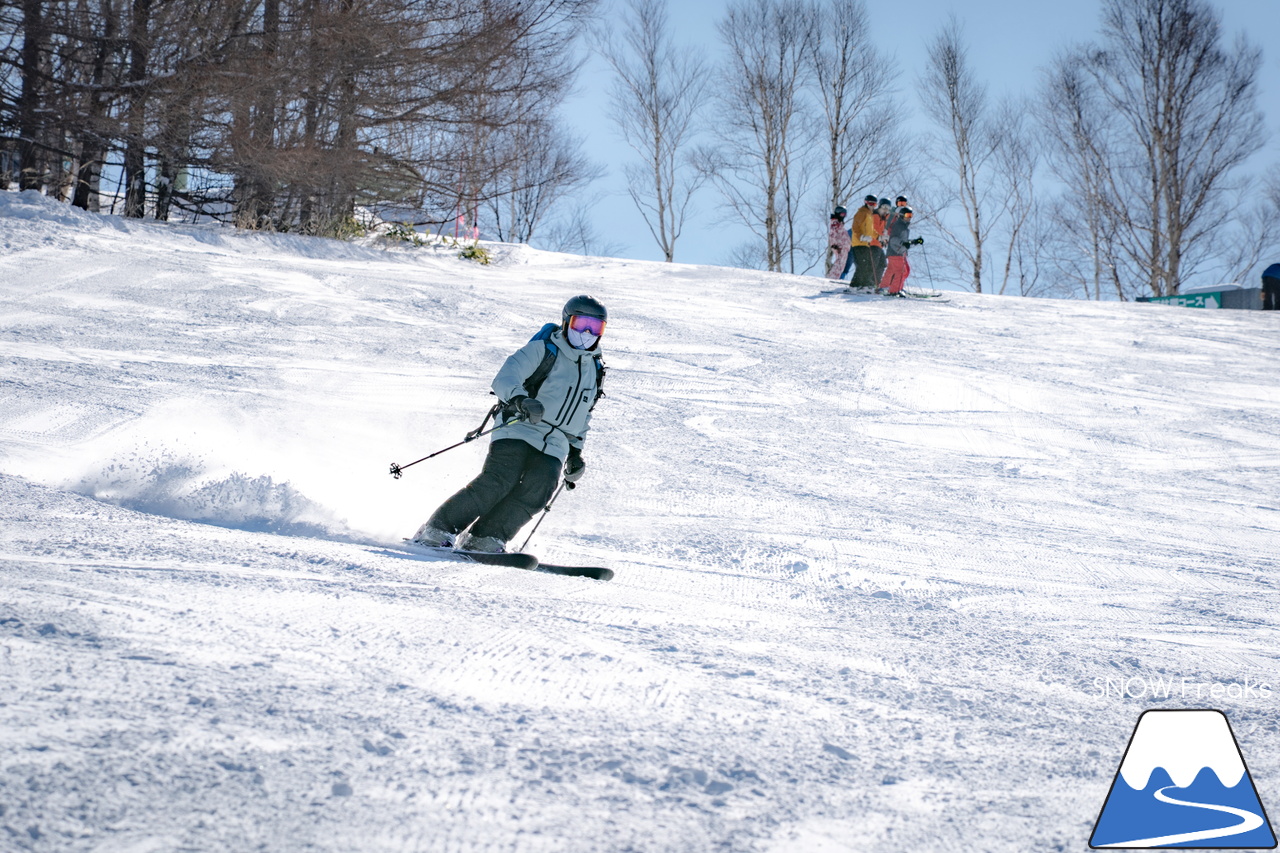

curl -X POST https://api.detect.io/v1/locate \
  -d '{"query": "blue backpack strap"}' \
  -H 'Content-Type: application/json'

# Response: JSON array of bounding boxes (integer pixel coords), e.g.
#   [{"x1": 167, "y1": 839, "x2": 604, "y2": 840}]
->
[{"x1": 521, "y1": 323, "x2": 560, "y2": 398}]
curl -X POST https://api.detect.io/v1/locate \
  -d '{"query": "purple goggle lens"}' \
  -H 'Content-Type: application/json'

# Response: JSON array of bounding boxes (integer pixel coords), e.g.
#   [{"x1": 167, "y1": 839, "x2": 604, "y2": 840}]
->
[{"x1": 568, "y1": 315, "x2": 606, "y2": 336}]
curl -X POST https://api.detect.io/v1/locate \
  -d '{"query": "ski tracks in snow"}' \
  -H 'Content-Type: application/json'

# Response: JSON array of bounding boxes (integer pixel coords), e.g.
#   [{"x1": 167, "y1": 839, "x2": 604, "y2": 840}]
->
[{"x1": 4, "y1": 195, "x2": 1280, "y2": 850}]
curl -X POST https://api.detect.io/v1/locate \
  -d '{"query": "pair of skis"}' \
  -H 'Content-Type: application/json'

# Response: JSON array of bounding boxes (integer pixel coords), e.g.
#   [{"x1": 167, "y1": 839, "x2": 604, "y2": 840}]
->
[
  {"x1": 821, "y1": 286, "x2": 950, "y2": 302},
  {"x1": 402, "y1": 541, "x2": 613, "y2": 582}
]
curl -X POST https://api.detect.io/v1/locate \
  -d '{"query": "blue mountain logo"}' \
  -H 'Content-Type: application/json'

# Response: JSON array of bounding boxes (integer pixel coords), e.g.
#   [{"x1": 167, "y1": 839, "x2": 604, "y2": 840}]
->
[{"x1": 1091, "y1": 709, "x2": 1276, "y2": 848}]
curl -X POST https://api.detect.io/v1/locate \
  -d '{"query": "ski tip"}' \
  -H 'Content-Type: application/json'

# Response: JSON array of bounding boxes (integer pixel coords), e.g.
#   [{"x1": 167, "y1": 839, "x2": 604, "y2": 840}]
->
[{"x1": 534, "y1": 564, "x2": 614, "y2": 581}]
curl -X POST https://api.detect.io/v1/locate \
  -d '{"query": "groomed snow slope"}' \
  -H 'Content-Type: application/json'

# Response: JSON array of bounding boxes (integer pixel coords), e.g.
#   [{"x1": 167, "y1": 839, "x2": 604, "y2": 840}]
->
[{"x1": 1, "y1": 190, "x2": 1278, "y2": 851}]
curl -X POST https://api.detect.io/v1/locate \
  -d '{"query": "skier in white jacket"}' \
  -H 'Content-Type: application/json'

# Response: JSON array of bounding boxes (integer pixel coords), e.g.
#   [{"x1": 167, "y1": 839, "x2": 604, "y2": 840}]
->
[{"x1": 411, "y1": 295, "x2": 607, "y2": 552}]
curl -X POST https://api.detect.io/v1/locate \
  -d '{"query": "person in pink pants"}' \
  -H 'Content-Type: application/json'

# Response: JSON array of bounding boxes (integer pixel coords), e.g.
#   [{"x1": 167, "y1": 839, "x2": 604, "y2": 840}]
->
[{"x1": 880, "y1": 206, "x2": 922, "y2": 296}]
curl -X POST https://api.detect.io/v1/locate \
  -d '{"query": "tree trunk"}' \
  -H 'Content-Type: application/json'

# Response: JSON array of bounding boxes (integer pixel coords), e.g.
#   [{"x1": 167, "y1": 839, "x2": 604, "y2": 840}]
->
[
  {"x1": 252, "y1": 0, "x2": 280, "y2": 227},
  {"x1": 235, "y1": 0, "x2": 280, "y2": 229},
  {"x1": 329, "y1": 0, "x2": 359, "y2": 233},
  {"x1": 154, "y1": 154, "x2": 178, "y2": 221},
  {"x1": 72, "y1": 147, "x2": 104, "y2": 212},
  {"x1": 123, "y1": 0, "x2": 152, "y2": 218},
  {"x1": 299, "y1": 0, "x2": 320, "y2": 234},
  {"x1": 17, "y1": 0, "x2": 49, "y2": 192},
  {"x1": 74, "y1": 0, "x2": 120, "y2": 212}
]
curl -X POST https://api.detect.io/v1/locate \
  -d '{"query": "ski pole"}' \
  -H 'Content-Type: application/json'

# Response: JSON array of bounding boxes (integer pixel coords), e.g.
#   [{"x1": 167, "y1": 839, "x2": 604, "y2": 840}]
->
[
  {"x1": 920, "y1": 242, "x2": 935, "y2": 292},
  {"x1": 519, "y1": 480, "x2": 570, "y2": 552},
  {"x1": 390, "y1": 404, "x2": 514, "y2": 479}
]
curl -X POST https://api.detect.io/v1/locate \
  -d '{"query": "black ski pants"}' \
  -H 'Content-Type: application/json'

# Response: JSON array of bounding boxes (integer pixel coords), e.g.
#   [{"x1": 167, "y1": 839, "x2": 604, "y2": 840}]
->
[
  {"x1": 870, "y1": 246, "x2": 886, "y2": 287},
  {"x1": 428, "y1": 439, "x2": 562, "y2": 544},
  {"x1": 850, "y1": 246, "x2": 874, "y2": 287}
]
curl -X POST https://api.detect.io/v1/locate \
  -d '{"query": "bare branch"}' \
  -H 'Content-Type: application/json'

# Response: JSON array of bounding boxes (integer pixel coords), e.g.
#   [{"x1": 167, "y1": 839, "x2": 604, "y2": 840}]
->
[{"x1": 598, "y1": 0, "x2": 708, "y2": 261}]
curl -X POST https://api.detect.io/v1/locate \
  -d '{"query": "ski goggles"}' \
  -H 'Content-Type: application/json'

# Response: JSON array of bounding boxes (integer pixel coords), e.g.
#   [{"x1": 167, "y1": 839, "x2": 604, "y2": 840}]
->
[{"x1": 568, "y1": 314, "x2": 606, "y2": 337}]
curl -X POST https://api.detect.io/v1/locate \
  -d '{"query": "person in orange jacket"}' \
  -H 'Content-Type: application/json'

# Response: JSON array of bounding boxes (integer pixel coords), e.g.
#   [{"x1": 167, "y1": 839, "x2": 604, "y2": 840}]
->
[{"x1": 849, "y1": 194, "x2": 879, "y2": 288}]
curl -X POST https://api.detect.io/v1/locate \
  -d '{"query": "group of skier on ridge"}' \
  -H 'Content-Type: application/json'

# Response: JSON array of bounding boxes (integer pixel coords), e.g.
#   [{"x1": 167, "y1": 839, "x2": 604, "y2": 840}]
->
[{"x1": 826, "y1": 194, "x2": 924, "y2": 296}]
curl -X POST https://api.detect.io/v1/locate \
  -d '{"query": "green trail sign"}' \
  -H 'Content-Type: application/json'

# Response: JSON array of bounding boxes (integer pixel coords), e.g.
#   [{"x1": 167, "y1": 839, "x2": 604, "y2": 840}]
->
[{"x1": 1137, "y1": 288, "x2": 1261, "y2": 310}]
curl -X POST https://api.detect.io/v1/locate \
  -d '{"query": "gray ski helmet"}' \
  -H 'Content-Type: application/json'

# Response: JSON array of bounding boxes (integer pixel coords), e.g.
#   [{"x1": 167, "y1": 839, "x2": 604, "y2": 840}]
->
[
  {"x1": 832, "y1": 205, "x2": 847, "y2": 219},
  {"x1": 864, "y1": 194, "x2": 878, "y2": 203},
  {"x1": 562, "y1": 294, "x2": 607, "y2": 324},
  {"x1": 878, "y1": 198, "x2": 891, "y2": 207}
]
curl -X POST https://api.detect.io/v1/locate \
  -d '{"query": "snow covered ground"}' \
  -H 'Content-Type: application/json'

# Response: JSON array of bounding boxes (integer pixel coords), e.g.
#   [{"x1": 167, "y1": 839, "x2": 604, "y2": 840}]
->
[{"x1": 2, "y1": 190, "x2": 1278, "y2": 851}]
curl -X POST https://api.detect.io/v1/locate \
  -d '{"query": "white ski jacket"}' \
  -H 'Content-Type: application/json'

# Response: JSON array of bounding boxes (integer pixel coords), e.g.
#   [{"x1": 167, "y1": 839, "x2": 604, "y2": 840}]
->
[{"x1": 490, "y1": 328, "x2": 600, "y2": 463}]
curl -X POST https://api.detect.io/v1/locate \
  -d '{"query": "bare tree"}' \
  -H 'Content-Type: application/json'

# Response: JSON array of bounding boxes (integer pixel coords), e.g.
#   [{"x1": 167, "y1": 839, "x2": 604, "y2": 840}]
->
[
  {"x1": 70, "y1": 0, "x2": 125, "y2": 212},
  {"x1": 990, "y1": 98, "x2": 1041, "y2": 296},
  {"x1": 805, "y1": 0, "x2": 903, "y2": 239},
  {"x1": 4, "y1": 0, "x2": 134, "y2": 203},
  {"x1": 705, "y1": 0, "x2": 819, "y2": 274},
  {"x1": 919, "y1": 17, "x2": 1001, "y2": 293},
  {"x1": 118, "y1": 0, "x2": 155, "y2": 217},
  {"x1": 0, "y1": 7, "x2": 16, "y2": 186},
  {"x1": 1076, "y1": 0, "x2": 1265, "y2": 296},
  {"x1": 10, "y1": 0, "x2": 51, "y2": 191},
  {"x1": 482, "y1": 116, "x2": 603, "y2": 244},
  {"x1": 1218, "y1": 166, "x2": 1280, "y2": 287},
  {"x1": 600, "y1": 0, "x2": 706, "y2": 262},
  {"x1": 537, "y1": 195, "x2": 626, "y2": 256},
  {"x1": 388, "y1": 0, "x2": 598, "y2": 232},
  {"x1": 722, "y1": 239, "x2": 765, "y2": 270},
  {"x1": 1038, "y1": 49, "x2": 1126, "y2": 300},
  {"x1": 1, "y1": 0, "x2": 600, "y2": 235}
]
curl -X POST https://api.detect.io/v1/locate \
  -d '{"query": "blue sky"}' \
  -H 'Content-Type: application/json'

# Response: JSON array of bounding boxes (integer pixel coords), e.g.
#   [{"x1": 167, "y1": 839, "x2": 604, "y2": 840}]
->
[{"x1": 559, "y1": 0, "x2": 1280, "y2": 269}]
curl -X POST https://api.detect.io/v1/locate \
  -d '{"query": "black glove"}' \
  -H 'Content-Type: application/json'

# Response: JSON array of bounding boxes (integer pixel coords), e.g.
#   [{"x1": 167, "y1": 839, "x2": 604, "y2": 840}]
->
[
  {"x1": 509, "y1": 395, "x2": 544, "y2": 424},
  {"x1": 910, "y1": 237, "x2": 924, "y2": 246},
  {"x1": 564, "y1": 447, "x2": 585, "y2": 483}
]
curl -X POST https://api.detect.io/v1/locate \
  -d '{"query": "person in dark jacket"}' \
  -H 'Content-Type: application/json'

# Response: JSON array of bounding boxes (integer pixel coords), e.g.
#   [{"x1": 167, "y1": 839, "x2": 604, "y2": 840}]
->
[
  {"x1": 411, "y1": 295, "x2": 606, "y2": 552},
  {"x1": 879, "y1": 206, "x2": 922, "y2": 296},
  {"x1": 1263, "y1": 262, "x2": 1280, "y2": 311},
  {"x1": 884, "y1": 195, "x2": 909, "y2": 230}
]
